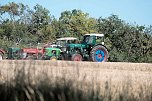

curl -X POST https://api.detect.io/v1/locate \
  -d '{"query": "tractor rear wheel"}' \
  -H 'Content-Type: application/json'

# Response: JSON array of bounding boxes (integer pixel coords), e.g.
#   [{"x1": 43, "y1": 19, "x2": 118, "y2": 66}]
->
[
  {"x1": 26, "y1": 56, "x2": 34, "y2": 60},
  {"x1": 26, "y1": 54, "x2": 36, "y2": 60},
  {"x1": 71, "y1": 53, "x2": 82, "y2": 61},
  {"x1": 0, "y1": 53, "x2": 3, "y2": 60},
  {"x1": 91, "y1": 45, "x2": 108, "y2": 62}
]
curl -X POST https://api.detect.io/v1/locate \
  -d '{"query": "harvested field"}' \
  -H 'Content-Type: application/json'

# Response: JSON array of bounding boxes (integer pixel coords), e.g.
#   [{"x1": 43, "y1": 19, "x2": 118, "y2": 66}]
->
[
  {"x1": 0, "y1": 60, "x2": 152, "y2": 101},
  {"x1": 0, "y1": 60, "x2": 151, "y2": 83}
]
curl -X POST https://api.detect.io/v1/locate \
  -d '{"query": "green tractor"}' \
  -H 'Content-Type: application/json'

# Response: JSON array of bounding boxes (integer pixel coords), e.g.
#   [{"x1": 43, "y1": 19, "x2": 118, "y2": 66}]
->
[
  {"x1": 7, "y1": 47, "x2": 23, "y2": 59},
  {"x1": 0, "y1": 47, "x2": 33, "y2": 60},
  {"x1": 43, "y1": 47, "x2": 61, "y2": 60},
  {"x1": 61, "y1": 34, "x2": 109, "y2": 62},
  {"x1": 42, "y1": 37, "x2": 77, "y2": 60},
  {"x1": 46, "y1": 37, "x2": 78, "y2": 60}
]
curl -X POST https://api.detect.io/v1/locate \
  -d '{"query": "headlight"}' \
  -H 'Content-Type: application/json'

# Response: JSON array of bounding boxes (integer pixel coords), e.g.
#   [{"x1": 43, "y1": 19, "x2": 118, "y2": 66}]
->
[{"x1": 102, "y1": 42, "x2": 104, "y2": 45}]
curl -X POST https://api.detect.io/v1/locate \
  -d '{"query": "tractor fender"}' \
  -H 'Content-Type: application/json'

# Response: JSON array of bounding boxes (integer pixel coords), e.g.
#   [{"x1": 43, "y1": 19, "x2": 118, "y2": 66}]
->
[
  {"x1": 92, "y1": 44, "x2": 109, "y2": 58},
  {"x1": 92, "y1": 44, "x2": 108, "y2": 49},
  {"x1": 0, "y1": 49, "x2": 5, "y2": 54},
  {"x1": 0, "y1": 49, "x2": 6, "y2": 60}
]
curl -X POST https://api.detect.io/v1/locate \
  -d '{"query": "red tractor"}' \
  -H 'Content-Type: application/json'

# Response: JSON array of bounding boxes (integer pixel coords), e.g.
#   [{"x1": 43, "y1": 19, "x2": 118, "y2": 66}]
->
[
  {"x1": 22, "y1": 48, "x2": 44, "y2": 60},
  {"x1": 0, "y1": 49, "x2": 5, "y2": 60}
]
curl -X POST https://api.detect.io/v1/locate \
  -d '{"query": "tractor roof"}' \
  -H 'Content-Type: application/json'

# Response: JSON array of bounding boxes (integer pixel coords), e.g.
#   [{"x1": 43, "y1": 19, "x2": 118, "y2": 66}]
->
[
  {"x1": 57, "y1": 37, "x2": 78, "y2": 41},
  {"x1": 85, "y1": 33, "x2": 104, "y2": 37}
]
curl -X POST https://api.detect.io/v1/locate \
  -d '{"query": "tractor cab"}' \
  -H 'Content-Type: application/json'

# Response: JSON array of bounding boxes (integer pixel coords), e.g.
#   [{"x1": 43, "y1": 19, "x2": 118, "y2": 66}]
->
[
  {"x1": 51, "y1": 37, "x2": 78, "y2": 52},
  {"x1": 82, "y1": 34, "x2": 104, "y2": 45},
  {"x1": 56, "y1": 37, "x2": 78, "y2": 46}
]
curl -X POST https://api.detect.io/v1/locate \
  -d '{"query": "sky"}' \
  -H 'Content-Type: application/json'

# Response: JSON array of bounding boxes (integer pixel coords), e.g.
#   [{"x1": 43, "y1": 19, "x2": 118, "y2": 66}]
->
[{"x1": 0, "y1": 0, "x2": 152, "y2": 26}]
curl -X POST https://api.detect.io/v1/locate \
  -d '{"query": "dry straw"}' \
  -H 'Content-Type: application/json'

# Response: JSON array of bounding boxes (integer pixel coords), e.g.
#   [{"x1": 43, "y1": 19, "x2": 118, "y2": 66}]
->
[{"x1": 0, "y1": 60, "x2": 152, "y2": 101}]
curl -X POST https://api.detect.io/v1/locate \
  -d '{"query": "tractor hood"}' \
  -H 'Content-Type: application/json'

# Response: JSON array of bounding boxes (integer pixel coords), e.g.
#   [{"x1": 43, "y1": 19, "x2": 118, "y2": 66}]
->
[
  {"x1": 45, "y1": 47, "x2": 61, "y2": 51},
  {"x1": 68, "y1": 44, "x2": 87, "y2": 48}
]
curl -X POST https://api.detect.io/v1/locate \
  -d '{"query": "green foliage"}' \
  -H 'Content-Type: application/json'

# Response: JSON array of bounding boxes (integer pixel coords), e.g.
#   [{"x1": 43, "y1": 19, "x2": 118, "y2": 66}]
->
[
  {"x1": 0, "y1": 2, "x2": 152, "y2": 62},
  {"x1": 97, "y1": 15, "x2": 152, "y2": 62},
  {"x1": 58, "y1": 9, "x2": 97, "y2": 39}
]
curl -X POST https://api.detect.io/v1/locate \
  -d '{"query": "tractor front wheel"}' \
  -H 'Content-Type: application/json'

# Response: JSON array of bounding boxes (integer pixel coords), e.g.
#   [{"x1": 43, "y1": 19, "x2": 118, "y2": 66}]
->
[
  {"x1": 50, "y1": 56, "x2": 57, "y2": 61},
  {"x1": 71, "y1": 54, "x2": 82, "y2": 61},
  {"x1": 59, "y1": 54, "x2": 65, "y2": 60},
  {"x1": 91, "y1": 45, "x2": 108, "y2": 62}
]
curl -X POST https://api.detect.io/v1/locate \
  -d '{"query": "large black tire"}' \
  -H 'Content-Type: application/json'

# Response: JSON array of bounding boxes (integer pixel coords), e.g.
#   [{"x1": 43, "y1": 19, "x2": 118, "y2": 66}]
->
[
  {"x1": 26, "y1": 56, "x2": 34, "y2": 60},
  {"x1": 0, "y1": 52, "x2": 3, "y2": 60},
  {"x1": 71, "y1": 53, "x2": 82, "y2": 61},
  {"x1": 91, "y1": 45, "x2": 108, "y2": 62},
  {"x1": 59, "y1": 54, "x2": 65, "y2": 60},
  {"x1": 26, "y1": 54, "x2": 36, "y2": 60}
]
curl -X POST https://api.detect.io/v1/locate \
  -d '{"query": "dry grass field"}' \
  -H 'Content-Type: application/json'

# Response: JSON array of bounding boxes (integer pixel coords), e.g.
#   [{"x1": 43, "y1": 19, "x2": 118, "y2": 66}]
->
[{"x1": 0, "y1": 60, "x2": 152, "y2": 101}]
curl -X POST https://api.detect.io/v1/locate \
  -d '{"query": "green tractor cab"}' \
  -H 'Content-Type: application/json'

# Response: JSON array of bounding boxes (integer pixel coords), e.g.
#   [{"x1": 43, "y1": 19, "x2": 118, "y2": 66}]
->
[
  {"x1": 62, "y1": 34, "x2": 108, "y2": 62},
  {"x1": 51, "y1": 37, "x2": 78, "y2": 52}
]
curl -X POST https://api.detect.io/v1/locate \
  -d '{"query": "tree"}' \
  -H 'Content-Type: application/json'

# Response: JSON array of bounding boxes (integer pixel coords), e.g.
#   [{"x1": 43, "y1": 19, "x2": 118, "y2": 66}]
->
[
  {"x1": 0, "y1": 2, "x2": 40, "y2": 46},
  {"x1": 59, "y1": 9, "x2": 97, "y2": 39},
  {"x1": 30, "y1": 4, "x2": 50, "y2": 33},
  {"x1": 97, "y1": 14, "x2": 152, "y2": 62}
]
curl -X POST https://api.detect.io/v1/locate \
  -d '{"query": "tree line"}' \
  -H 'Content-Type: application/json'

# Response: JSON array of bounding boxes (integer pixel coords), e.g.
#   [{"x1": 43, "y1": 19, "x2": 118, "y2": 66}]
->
[{"x1": 0, "y1": 2, "x2": 152, "y2": 62}]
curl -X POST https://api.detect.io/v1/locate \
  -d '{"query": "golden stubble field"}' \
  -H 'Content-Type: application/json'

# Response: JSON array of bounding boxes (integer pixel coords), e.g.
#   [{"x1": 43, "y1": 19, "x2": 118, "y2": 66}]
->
[{"x1": 0, "y1": 60, "x2": 152, "y2": 100}]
